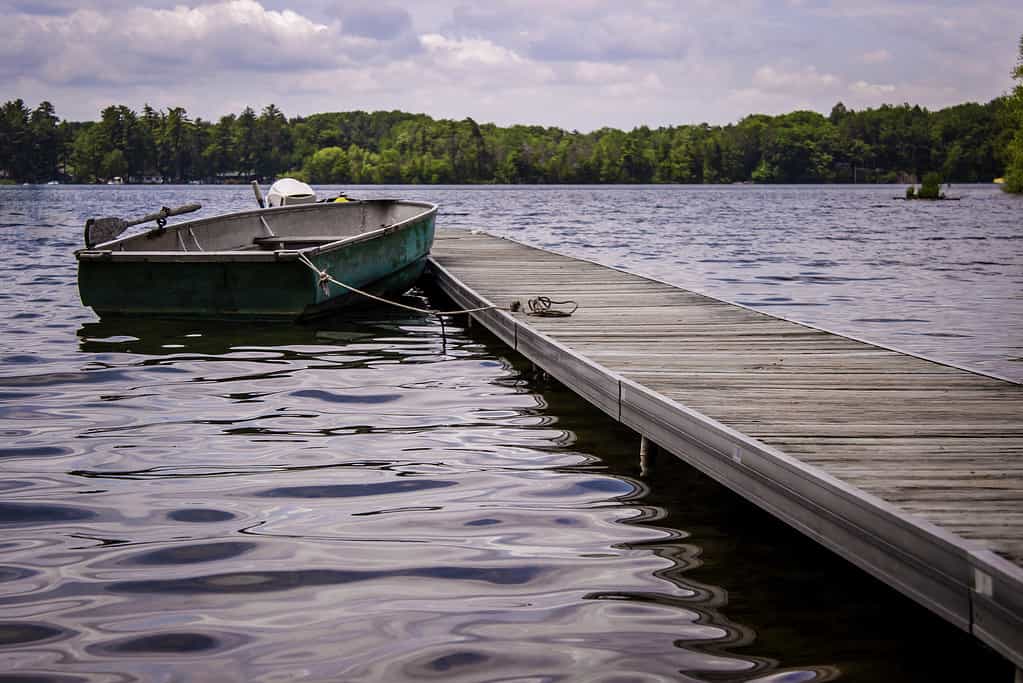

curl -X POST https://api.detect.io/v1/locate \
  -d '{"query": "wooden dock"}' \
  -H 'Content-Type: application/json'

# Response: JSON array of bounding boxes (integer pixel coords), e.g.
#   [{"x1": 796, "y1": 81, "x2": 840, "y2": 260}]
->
[{"x1": 428, "y1": 228, "x2": 1023, "y2": 669}]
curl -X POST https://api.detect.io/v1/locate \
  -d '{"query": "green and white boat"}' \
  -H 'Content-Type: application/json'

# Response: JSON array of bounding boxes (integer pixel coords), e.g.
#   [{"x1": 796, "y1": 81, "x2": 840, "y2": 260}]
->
[{"x1": 76, "y1": 180, "x2": 437, "y2": 320}]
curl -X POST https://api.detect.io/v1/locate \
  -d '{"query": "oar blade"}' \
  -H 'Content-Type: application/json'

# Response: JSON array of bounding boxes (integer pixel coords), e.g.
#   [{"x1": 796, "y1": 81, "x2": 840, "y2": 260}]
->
[{"x1": 84, "y1": 217, "x2": 128, "y2": 249}]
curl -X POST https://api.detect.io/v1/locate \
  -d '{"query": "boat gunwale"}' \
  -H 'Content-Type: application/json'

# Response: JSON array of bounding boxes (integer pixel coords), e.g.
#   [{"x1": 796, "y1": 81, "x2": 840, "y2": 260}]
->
[{"x1": 75, "y1": 199, "x2": 438, "y2": 263}]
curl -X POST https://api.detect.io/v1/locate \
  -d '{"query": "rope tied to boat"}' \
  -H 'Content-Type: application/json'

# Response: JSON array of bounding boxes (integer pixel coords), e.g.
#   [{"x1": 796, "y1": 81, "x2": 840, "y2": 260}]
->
[
  {"x1": 295, "y1": 253, "x2": 576, "y2": 357},
  {"x1": 316, "y1": 269, "x2": 331, "y2": 297},
  {"x1": 296, "y1": 252, "x2": 498, "y2": 317}
]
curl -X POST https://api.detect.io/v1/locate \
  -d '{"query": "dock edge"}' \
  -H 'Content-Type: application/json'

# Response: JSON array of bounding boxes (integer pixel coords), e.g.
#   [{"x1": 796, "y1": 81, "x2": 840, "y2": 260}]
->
[{"x1": 427, "y1": 251, "x2": 1023, "y2": 669}]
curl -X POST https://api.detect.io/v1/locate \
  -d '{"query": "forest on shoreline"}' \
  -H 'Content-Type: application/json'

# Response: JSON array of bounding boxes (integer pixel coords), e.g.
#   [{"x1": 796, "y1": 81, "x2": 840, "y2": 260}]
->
[{"x1": 0, "y1": 95, "x2": 1019, "y2": 187}]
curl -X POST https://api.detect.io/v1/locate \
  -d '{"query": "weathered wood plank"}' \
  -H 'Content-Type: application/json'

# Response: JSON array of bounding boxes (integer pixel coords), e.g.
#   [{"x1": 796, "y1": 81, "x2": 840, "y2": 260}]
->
[{"x1": 430, "y1": 228, "x2": 1023, "y2": 667}]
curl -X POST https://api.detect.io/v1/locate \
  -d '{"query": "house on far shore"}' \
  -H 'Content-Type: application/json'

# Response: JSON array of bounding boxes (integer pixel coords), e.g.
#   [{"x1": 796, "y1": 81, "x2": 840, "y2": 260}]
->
[{"x1": 215, "y1": 170, "x2": 256, "y2": 184}]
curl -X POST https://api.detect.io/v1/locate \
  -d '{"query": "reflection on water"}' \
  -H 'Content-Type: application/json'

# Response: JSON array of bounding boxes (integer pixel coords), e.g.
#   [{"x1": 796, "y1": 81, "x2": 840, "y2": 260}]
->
[{"x1": 0, "y1": 185, "x2": 1014, "y2": 681}]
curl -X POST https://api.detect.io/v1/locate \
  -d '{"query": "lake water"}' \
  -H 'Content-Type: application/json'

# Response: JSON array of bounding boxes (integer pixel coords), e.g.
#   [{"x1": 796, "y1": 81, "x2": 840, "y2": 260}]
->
[
  {"x1": 422, "y1": 183, "x2": 1022, "y2": 382},
  {"x1": 0, "y1": 184, "x2": 1018, "y2": 682}
]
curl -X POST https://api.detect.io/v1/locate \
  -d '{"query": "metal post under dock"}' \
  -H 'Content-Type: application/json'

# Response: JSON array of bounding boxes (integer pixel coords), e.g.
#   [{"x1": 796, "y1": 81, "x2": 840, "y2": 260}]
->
[{"x1": 427, "y1": 228, "x2": 1023, "y2": 670}]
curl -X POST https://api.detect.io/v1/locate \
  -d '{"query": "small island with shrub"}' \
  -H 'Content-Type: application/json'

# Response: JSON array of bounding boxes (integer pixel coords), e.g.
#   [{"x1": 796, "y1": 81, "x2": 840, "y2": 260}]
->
[{"x1": 902, "y1": 172, "x2": 960, "y2": 200}]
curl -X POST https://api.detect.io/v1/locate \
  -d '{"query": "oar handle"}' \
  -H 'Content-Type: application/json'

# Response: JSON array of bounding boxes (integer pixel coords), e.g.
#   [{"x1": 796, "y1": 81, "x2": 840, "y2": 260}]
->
[
  {"x1": 252, "y1": 181, "x2": 265, "y2": 208},
  {"x1": 128, "y1": 203, "x2": 202, "y2": 228}
]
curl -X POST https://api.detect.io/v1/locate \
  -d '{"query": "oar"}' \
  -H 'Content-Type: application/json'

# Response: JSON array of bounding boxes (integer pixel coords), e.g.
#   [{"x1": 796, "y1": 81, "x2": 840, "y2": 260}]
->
[
  {"x1": 84, "y1": 203, "x2": 202, "y2": 248},
  {"x1": 252, "y1": 180, "x2": 265, "y2": 208}
]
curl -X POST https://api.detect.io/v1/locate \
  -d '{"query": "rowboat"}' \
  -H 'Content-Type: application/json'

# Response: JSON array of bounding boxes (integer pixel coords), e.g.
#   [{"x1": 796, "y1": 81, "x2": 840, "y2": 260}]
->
[{"x1": 76, "y1": 182, "x2": 437, "y2": 320}]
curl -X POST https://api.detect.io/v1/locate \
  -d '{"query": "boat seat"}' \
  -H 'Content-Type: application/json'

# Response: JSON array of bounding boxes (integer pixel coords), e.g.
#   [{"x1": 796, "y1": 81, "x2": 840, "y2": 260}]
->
[{"x1": 252, "y1": 235, "x2": 343, "y2": 250}]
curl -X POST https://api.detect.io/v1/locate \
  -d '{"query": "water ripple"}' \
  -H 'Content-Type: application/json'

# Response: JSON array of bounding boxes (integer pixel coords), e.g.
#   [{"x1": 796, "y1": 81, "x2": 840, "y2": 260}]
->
[{"x1": 0, "y1": 185, "x2": 1010, "y2": 682}]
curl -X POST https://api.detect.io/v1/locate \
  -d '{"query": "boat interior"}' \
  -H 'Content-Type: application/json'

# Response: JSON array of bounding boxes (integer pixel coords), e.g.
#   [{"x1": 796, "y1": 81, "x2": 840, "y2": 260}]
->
[{"x1": 101, "y1": 200, "x2": 432, "y2": 253}]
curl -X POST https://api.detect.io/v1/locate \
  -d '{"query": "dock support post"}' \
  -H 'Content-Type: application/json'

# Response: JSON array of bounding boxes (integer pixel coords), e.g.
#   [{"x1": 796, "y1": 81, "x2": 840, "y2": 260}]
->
[
  {"x1": 640, "y1": 436, "x2": 657, "y2": 477},
  {"x1": 531, "y1": 361, "x2": 548, "y2": 382}
]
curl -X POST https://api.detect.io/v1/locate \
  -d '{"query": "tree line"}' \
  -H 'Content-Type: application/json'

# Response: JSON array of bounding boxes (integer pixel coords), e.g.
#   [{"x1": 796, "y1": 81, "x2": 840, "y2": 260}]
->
[
  {"x1": 1003, "y1": 36, "x2": 1023, "y2": 192},
  {"x1": 1, "y1": 90, "x2": 1020, "y2": 188}
]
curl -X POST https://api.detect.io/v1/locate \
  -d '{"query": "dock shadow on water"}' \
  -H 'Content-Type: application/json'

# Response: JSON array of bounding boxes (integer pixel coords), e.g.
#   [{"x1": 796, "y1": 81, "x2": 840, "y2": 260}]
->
[{"x1": 0, "y1": 303, "x2": 1008, "y2": 682}]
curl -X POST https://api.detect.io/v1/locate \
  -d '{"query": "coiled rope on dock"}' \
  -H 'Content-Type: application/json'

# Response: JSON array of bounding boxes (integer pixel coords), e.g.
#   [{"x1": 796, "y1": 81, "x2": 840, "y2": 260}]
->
[{"x1": 525, "y1": 296, "x2": 578, "y2": 317}]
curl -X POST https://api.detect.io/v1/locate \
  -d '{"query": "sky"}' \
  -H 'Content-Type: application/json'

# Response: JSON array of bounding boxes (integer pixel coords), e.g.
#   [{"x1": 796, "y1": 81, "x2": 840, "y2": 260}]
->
[{"x1": 2, "y1": 0, "x2": 1021, "y2": 131}]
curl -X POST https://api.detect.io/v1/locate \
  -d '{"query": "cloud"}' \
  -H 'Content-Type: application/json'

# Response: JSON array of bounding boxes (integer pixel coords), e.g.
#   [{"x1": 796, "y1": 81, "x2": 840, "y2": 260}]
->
[
  {"x1": 338, "y1": 3, "x2": 412, "y2": 39},
  {"x1": 417, "y1": 33, "x2": 556, "y2": 94},
  {"x1": 0, "y1": 0, "x2": 1018, "y2": 131},
  {"x1": 859, "y1": 49, "x2": 892, "y2": 64},
  {"x1": 752, "y1": 65, "x2": 841, "y2": 94},
  {"x1": 1, "y1": 0, "x2": 339, "y2": 85},
  {"x1": 572, "y1": 62, "x2": 633, "y2": 84},
  {"x1": 444, "y1": 1, "x2": 692, "y2": 62},
  {"x1": 567, "y1": 62, "x2": 665, "y2": 100},
  {"x1": 1, "y1": 0, "x2": 175, "y2": 14},
  {"x1": 527, "y1": 14, "x2": 690, "y2": 61},
  {"x1": 850, "y1": 80, "x2": 896, "y2": 96},
  {"x1": 732, "y1": 65, "x2": 906, "y2": 117},
  {"x1": 421, "y1": 33, "x2": 526, "y2": 68}
]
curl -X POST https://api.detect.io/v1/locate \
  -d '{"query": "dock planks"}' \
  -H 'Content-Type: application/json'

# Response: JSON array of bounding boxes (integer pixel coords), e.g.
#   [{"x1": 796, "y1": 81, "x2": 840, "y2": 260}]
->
[{"x1": 428, "y1": 228, "x2": 1023, "y2": 668}]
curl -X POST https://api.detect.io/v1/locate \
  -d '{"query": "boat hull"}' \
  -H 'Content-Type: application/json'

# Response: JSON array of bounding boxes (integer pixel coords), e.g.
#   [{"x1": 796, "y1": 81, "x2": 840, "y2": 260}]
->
[{"x1": 77, "y1": 201, "x2": 436, "y2": 320}]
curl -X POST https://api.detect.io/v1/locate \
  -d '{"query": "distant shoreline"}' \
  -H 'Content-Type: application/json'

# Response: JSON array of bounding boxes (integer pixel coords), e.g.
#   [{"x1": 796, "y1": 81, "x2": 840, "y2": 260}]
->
[{"x1": 0, "y1": 99, "x2": 1012, "y2": 186}]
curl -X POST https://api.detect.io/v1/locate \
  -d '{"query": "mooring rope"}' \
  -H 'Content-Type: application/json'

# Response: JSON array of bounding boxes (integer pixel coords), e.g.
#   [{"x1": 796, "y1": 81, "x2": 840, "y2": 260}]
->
[
  {"x1": 296, "y1": 252, "x2": 498, "y2": 317},
  {"x1": 526, "y1": 296, "x2": 578, "y2": 317},
  {"x1": 295, "y1": 251, "x2": 576, "y2": 356}
]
